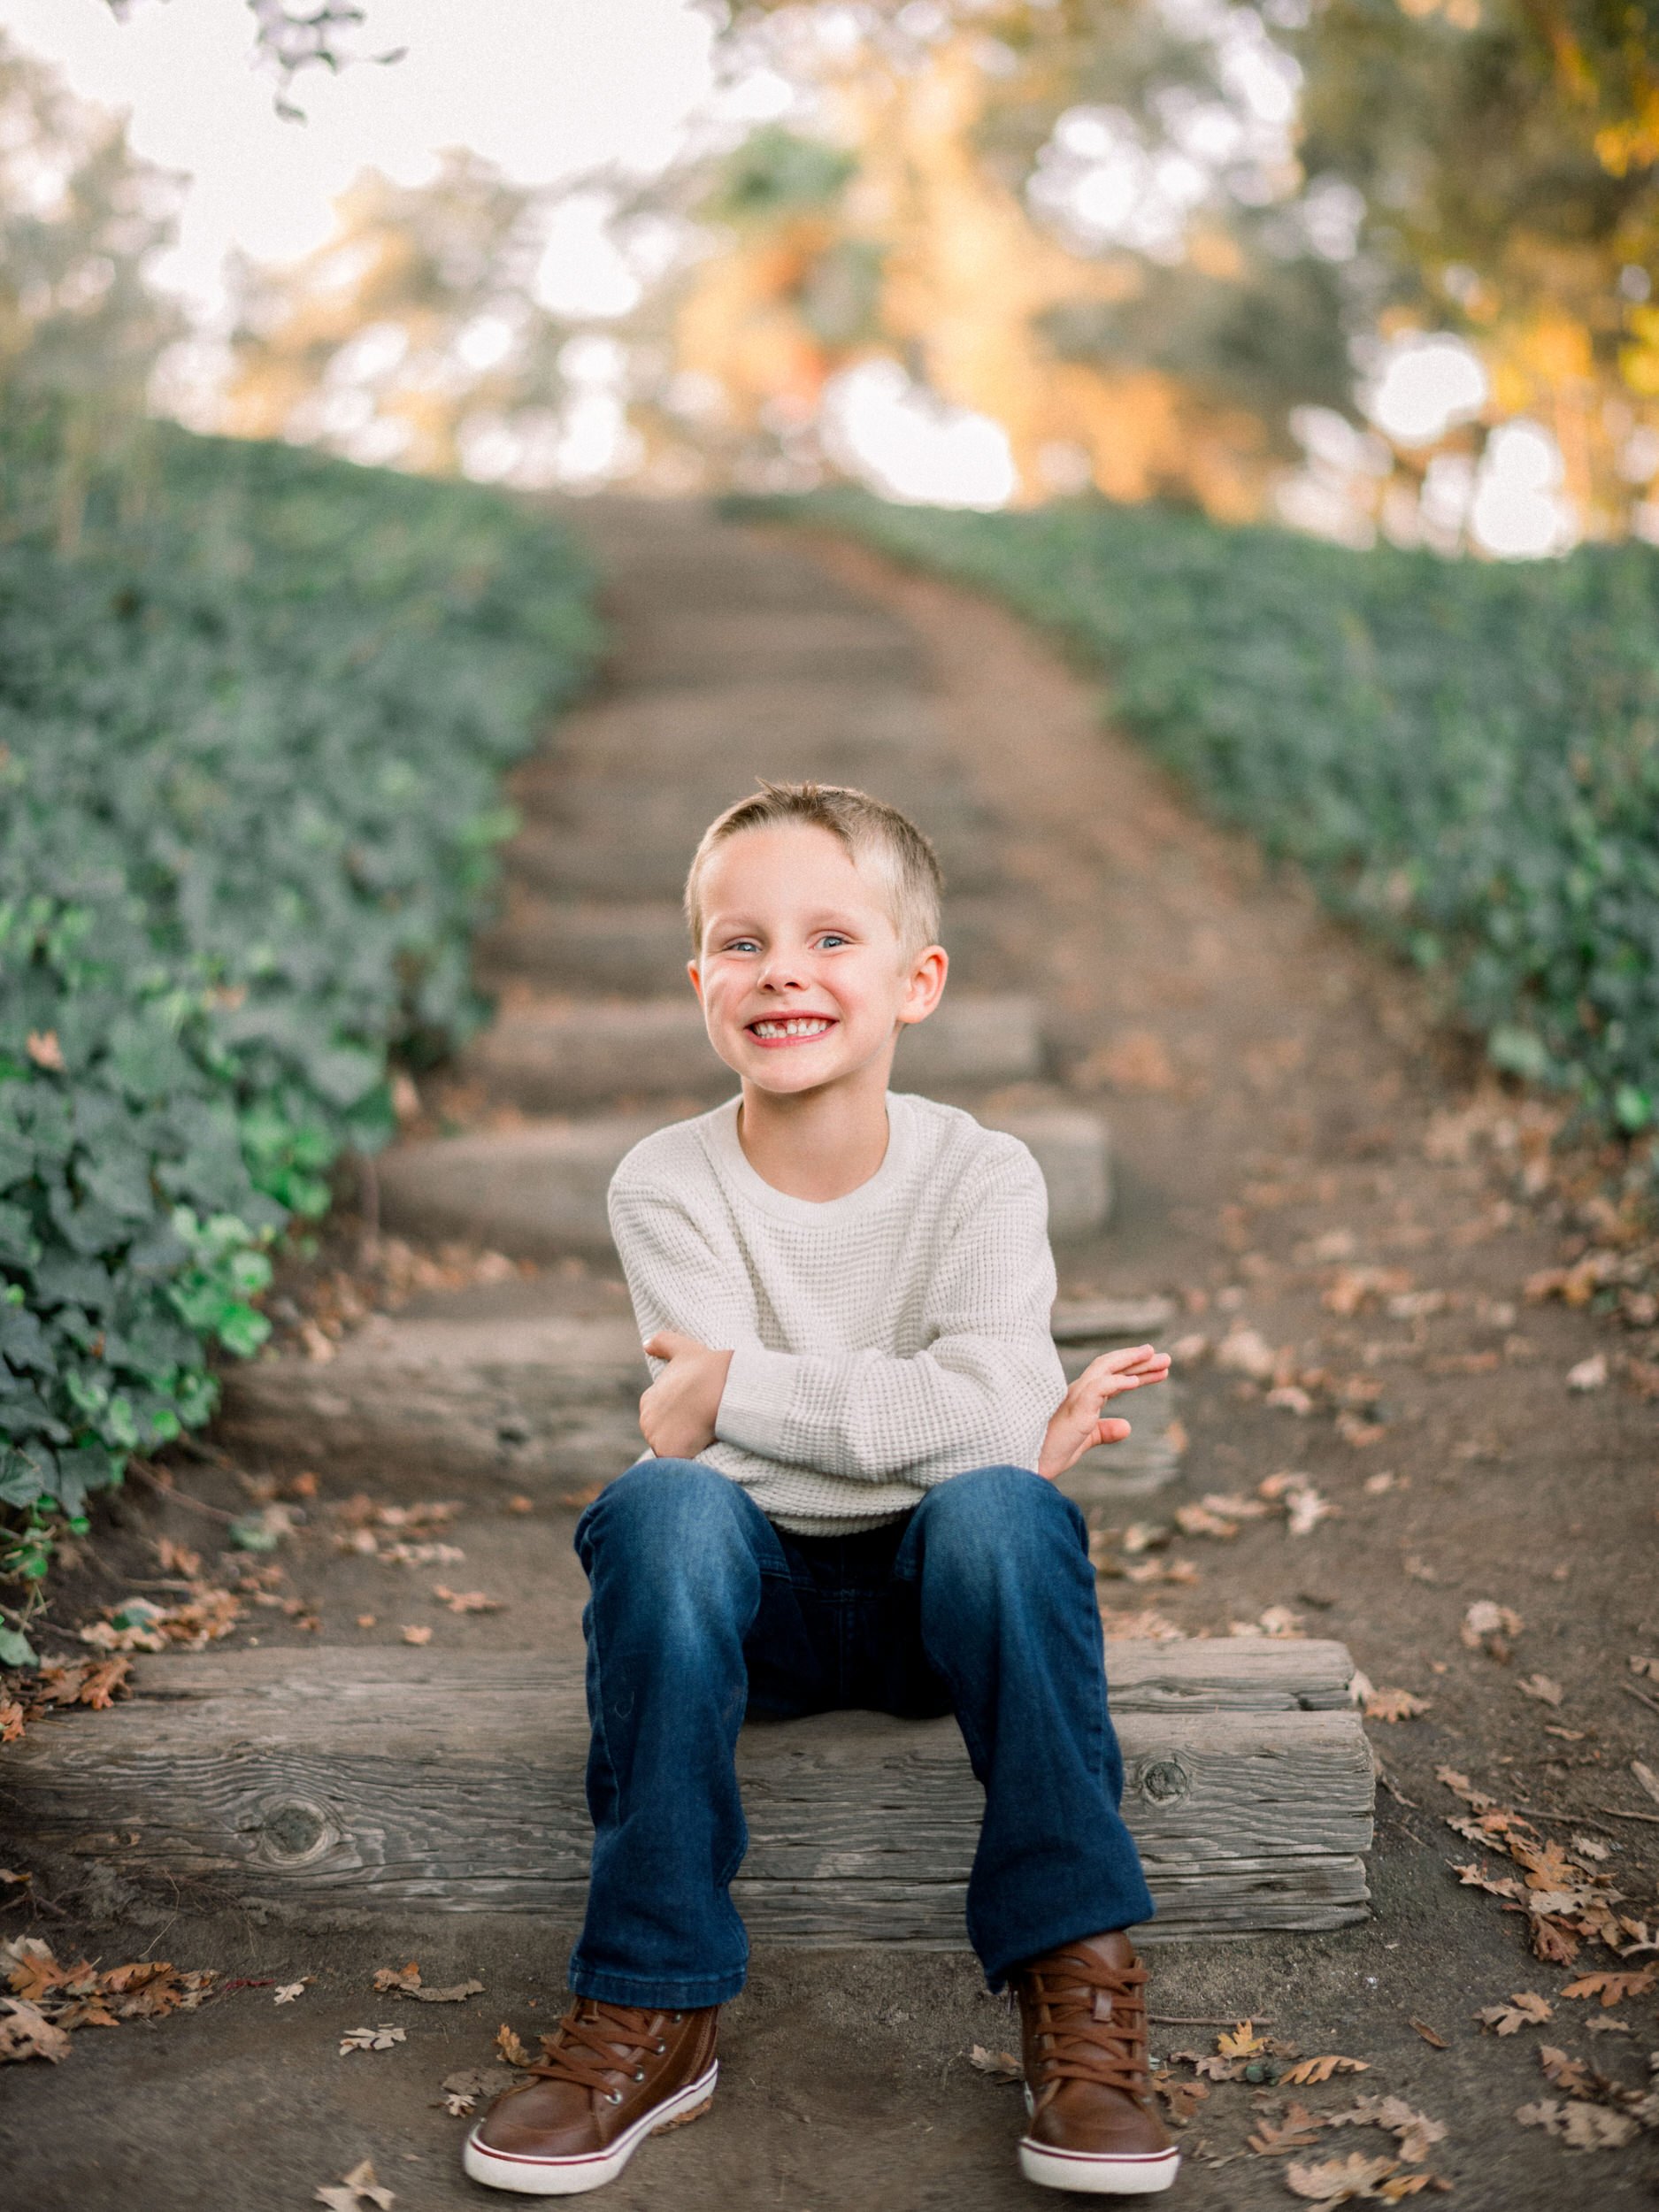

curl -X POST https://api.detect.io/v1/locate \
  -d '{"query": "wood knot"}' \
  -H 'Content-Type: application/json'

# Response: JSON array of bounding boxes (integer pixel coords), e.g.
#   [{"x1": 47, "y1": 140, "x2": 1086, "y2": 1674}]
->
[
  {"x1": 250, "y1": 1796, "x2": 340, "y2": 1866},
  {"x1": 1134, "y1": 1755, "x2": 1192, "y2": 1806}
]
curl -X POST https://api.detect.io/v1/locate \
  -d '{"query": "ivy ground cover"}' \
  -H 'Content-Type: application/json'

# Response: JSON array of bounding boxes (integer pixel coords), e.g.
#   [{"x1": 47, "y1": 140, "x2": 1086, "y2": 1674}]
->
[
  {"x1": 0, "y1": 424, "x2": 598, "y2": 1565},
  {"x1": 752, "y1": 491, "x2": 1659, "y2": 1148}
]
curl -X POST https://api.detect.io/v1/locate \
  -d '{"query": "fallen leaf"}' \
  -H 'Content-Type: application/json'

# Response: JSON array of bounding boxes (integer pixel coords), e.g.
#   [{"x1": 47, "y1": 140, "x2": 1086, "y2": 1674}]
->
[
  {"x1": 1364, "y1": 1689, "x2": 1432, "y2": 1723},
  {"x1": 1581, "y1": 2016, "x2": 1632, "y2": 2036},
  {"x1": 431, "y1": 1586, "x2": 503, "y2": 1615},
  {"x1": 1560, "y1": 2103, "x2": 1640, "y2": 2149},
  {"x1": 1462, "y1": 1601, "x2": 1524, "y2": 1651},
  {"x1": 495, "y1": 2023, "x2": 534, "y2": 2069},
  {"x1": 400, "y1": 1625, "x2": 433, "y2": 1647},
  {"x1": 1566, "y1": 1354, "x2": 1607, "y2": 1392},
  {"x1": 966, "y1": 2043, "x2": 1022, "y2": 2083},
  {"x1": 1538, "y1": 2046, "x2": 1591, "y2": 2093},
  {"x1": 274, "y1": 1980, "x2": 311, "y2": 2004},
  {"x1": 1282, "y1": 2055, "x2": 1371, "y2": 2085},
  {"x1": 1408, "y1": 2019, "x2": 1447, "y2": 2049},
  {"x1": 339, "y1": 2024, "x2": 407, "y2": 2055},
  {"x1": 1632, "y1": 1761, "x2": 1659, "y2": 1809},
  {"x1": 1284, "y1": 2151, "x2": 1402, "y2": 2202},
  {"x1": 1153, "y1": 2074, "x2": 1210, "y2": 2121},
  {"x1": 406, "y1": 1979, "x2": 484, "y2": 2005},
  {"x1": 373, "y1": 1962, "x2": 422, "y2": 1994},
  {"x1": 1248, "y1": 2101, "x2": 1325, "y2": 2154},
  {"x1": 1326, "y1": 2096, "x2": 1448, "y2": 2164},
  {"x1": 314, "y1": 2157, "x2": 396, "y2": 2211},
  {"x1": 0, "y1": 1999, "x2": 72, "y2": 2064},
  {"x1": 1217, "y1": 2020, "x2": 1270, "y2": 2058},
  {"x1": 1561, "y1": 1968, "x2": 1658, "y2": 2006},
  {"x1": 1517, "y1": 1674, "x2": 1563, "y2": 1708},
  {"x1": 1477, "y1": 1993, "x2": 1552, "y2": 2034},
  {"x1": 1631, "y1": 1655, "x2": 1659, "y2": 1683}
]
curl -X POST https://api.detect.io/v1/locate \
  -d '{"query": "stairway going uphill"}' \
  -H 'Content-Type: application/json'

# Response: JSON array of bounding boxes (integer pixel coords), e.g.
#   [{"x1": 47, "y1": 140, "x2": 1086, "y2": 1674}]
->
[{"x1": 3, "y1": 500, "x2": 1375, "y2": 1942}]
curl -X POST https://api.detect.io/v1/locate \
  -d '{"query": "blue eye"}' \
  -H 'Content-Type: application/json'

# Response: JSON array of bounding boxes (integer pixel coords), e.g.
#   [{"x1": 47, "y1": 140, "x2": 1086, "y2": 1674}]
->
[
  {"x1": 819, "y1": 933, "x2": 850, "y2": 949},
  {"x1": 726, "y1": 938, "x2": 760, "y2": 953}
]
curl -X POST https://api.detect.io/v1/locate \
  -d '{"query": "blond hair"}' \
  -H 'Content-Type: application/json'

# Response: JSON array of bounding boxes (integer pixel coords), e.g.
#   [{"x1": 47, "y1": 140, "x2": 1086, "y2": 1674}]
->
[{"x1": 684, "y1": 780, "x2": 943, "y2": 953}]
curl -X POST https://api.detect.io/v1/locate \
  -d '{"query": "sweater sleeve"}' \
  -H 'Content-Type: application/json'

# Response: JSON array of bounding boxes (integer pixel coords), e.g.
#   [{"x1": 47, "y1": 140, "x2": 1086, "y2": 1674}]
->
[
  {"x1": 714, "y1": 1142, "x2": 1064, "y2": 1485},
  {"x1": 607, "y1": 1173, "x2": 764, "y2": 1365}
]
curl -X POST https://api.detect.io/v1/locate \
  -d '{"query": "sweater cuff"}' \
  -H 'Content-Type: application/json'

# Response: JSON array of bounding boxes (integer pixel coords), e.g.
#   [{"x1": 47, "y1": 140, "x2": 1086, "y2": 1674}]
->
[{"x1": 716, "y1": 1344, "x2": 799, "y2": 1459}]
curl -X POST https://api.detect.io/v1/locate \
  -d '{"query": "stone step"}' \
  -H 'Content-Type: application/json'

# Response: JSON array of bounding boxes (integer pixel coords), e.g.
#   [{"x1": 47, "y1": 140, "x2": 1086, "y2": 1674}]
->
[
  {"x1": 219, "y1": 1285, "x2": 1164, "y2": 1493},
  {"x1": 465, "y1": 995, "x2": 1043, "y2": 1112},
  {"x1": 475, "y1": 893, "x2": 1015, "y2": 995},
  {"x1": 376, "y1": 1104, "x2": 1110, "y2": 1256},
  {"x1": 506, "y1": 818, "x2": 1004, "y2": 901},
  {"x1": 1, "y1": 1643, "x2": 1373, "y2": 1939}
]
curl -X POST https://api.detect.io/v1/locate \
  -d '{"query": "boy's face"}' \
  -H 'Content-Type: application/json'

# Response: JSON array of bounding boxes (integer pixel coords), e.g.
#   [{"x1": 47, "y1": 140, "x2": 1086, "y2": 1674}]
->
[{"x1": 689, "y1": 824, "x2": 946, "y2": 1099}]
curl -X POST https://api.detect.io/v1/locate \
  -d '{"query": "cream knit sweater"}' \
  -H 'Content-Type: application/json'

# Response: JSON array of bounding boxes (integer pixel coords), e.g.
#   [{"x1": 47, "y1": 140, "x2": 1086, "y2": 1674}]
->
[{"x1": 606, "y1": 1090, "x2": 1065, "y2": 1534}]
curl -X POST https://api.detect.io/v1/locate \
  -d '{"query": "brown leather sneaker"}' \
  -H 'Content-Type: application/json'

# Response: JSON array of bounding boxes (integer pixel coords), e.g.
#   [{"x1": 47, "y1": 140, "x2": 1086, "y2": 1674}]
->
[
  {"x1": 1013, "y1": 1930, "x2": 1179, "y2": 2195},
  {"x1": 463, "y1": 1997, "x2": 718, "y2": 2195}
]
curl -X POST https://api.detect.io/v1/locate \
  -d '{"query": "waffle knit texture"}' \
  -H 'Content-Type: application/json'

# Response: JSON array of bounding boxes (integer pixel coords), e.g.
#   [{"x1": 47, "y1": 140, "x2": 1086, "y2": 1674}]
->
[{"x1": 607, "y1": 1091, "x2": 1065, "y2": 1535}]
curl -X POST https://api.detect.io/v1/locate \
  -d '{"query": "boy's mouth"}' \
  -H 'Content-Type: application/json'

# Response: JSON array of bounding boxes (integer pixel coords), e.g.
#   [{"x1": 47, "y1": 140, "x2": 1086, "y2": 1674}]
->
[{"x1": 746, "y1": 1016, "x2": 837, "y2": 1046}]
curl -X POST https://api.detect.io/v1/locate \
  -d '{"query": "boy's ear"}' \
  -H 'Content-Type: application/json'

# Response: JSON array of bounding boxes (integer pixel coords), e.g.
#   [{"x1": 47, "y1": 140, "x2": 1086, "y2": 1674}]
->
[
  {"x1": 687, "y1": 959, "x2": 703, "y2": 1004},
  {"x1": 895, "y1": 942, "x2": 949, "y2": 1026}
]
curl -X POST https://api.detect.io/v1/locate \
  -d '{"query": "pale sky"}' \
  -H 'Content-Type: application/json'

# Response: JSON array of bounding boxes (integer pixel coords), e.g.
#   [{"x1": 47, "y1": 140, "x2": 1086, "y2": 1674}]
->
[{"x1": 0, "y1": 0, "x2": 723, "y2": 315}]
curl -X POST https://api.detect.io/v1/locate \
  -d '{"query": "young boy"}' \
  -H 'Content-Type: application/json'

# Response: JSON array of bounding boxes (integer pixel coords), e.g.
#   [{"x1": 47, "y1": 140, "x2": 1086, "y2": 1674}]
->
[{"x1": 465, "y1": 782, "x2": 1178, "y2": 2199}]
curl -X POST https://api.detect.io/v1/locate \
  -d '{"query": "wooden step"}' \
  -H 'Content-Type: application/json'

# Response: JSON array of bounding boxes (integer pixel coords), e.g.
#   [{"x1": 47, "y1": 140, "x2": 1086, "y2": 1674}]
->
[
  {"x1": 376, "y1": 1105, "x2": 1111, "y2": 1256},
  {"x1": 506, "y1": 817, "x2": 1004, "y2": 901},
  {"x1": 475, "y1": 892, "x2": 1016, "y2": 995},
  {"x1": 512, "y1": 773, "x2": 998, "y2": 851},
  {"x1": 535, "y1": 682, "x2": 949, "y2": 778},
  {"x1": 601, "y1": 608, "x2": 924, "y2": 692},
  {"x1": 219, "y1": 1289, "x2": 1166, "y2": 1492},
  {"x1": 0, "y1": 1643, "x2": 1373, "y2": 1940},
  {"x1": 465, "y1": 995, "x2": 1043, "y2": 1111}
]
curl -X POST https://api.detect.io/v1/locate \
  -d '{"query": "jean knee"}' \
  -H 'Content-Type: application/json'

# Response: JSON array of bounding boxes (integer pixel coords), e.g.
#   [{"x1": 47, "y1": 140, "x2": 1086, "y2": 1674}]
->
[
  {"x1": 910, "y1": 1464, "x2": 1085, "y2": 1582},
  {"x1": 577, "y1": 1459, "x2": 757, "y2": 1597}
]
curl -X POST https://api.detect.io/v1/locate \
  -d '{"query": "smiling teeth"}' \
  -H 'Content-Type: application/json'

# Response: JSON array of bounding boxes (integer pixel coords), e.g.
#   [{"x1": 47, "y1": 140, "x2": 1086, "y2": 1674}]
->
[{"x1": 752, "y1": 1018, "x2": 833, "y2": 1038}]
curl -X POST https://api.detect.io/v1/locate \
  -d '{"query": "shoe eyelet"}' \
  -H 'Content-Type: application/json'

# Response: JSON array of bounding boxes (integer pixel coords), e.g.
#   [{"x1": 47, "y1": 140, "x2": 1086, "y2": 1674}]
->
[
  {"x1": 671, "y1": 2010, "x2": 683, "y2": 2022},
  {"x1": 608, "y1": 2090, "x2": 623, "y2": 2105},
  {"x1": 654, "y1": 2042, "x2": 667, "y2": 2055},
  {"x1": 633, "y1": 2069, "x2": 645, "y2": 2081}
]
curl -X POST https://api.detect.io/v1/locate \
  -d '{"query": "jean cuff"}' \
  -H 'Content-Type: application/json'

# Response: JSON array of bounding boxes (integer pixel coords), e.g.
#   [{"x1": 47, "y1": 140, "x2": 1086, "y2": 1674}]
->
[
  {"x1": 567, "y1": 1954, "x2": 749, "y2": 2009},
  {"x1": 977, "y1": 1888, "x2": 1158, "y2": 1994}
]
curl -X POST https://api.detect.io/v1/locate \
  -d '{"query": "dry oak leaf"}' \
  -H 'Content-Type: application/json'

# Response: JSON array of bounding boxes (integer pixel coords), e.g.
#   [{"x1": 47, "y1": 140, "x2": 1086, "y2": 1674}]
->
[
  {"x1": 1562, "y1": 1968, "x2": 1658, "y2": 2007},
  {"x1": 1517, "y1": 1674, "x2": 1563, "y2": 1708},
  {"x1": 1364, "y1": 1689, "x2": 1432, "y2": 1724},
  {"x1": 431, "y1": 1586, "x2": 502, "y2": 1615},
  {"x1": 1538, "y1": 2047, "x2": 1592, "y2": 2095},
  {"x1": 1566, "y1": 1354, "x2": 1607, "y2": 1392},
  {"x1": 495, "y1": 2023, "x2": 535, "y2": 2069},
  {"x1": 1477, "y1": 1993, "x2": 1553, "y2": 2035},
  {"x1": 1516, "y1": 2099, "x2": 1640, "y2": 2150},
  {"x1": 400, "y1": 1625, "x2": 433, "y2": 1647},
  {"x1": 373, "y1": 1962, "x2": 422, "y2": 1995},
  {"x1": 1632, "y1": 1761, "x2": 1659, "y2": 1809},
  {"x1": 1328, "y1": 2096, "x2": 1448, "y2": 2163},
  {"x1": 966, "y1": 2044, "x2": 1023, "y2": 2083},
  {"x1": 1461, "y1": 1601, "x2": 1524, "y2": 1650},
  {"x1": 1217, "y1": 2020, "x2": 1271, "y2": 2058},
  {"x1": 0, "y1": 1999, "x2": 72, "y2": 2064},
  {"x1": 274, "y1": 1981, "x2": 310, "y2": 2004},
  {"x1": 339, "y1": 2024, "x2": 406, "y2": 2055},
  {"x1": 1284, "y1": 2151, "x2": 1419, "y2": 2203},
  {"x1": 1154, "y1": 2075, "x2": 1210, "y2": 2122},
  {"x1": 1282, "y1": 2055, "x2": 1372, "y2": 2086},
  {"x1": 1248, "y1": 2101, "x2": 1325, "y2": 2154},
  {"x1": 0, "y1": 1700, "x2": 23, "y2": 1746},
  {"x1": 314, "y1": 2159, "x2": 395, "y2": 2212}
]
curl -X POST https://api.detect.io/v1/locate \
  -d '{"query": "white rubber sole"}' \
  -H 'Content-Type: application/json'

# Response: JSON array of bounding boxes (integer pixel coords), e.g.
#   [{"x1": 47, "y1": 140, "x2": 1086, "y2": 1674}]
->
[
  {"x1": 1018, "y1": 2137, "x2": 1180, "y2": 2194},
  {"x1": 462, "y1": 2062, "x2": 718, "y2": 2196}
]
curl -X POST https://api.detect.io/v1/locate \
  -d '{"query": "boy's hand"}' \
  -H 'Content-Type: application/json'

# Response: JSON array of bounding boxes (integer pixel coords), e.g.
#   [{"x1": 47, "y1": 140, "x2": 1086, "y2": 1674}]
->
[
  {"x1": 639, "y1": 1330, "x2": 734, "y2": 1461},
  {"x1": 1037, "y1": 1343, "x2": 1172, "y2": 1483}
]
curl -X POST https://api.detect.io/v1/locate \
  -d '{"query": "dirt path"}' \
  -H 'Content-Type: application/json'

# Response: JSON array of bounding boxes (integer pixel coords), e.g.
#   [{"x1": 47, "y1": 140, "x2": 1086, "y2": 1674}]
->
[{"x1": 4, "y1": 504, "x2": 1657, "y2": 2208}]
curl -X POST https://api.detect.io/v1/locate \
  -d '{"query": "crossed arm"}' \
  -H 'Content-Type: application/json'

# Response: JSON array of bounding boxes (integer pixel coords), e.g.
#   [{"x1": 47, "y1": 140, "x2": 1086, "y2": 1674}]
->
[{"x1": 640, "y1": 1332, "x2": 1171, "y2": 1483}]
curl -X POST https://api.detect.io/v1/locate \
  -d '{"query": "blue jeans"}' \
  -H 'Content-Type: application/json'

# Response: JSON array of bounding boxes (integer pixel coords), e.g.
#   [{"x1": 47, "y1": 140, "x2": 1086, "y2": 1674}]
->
[{"x1": 568, "y1": 1460, "x2": 1155, "y2": 2009}]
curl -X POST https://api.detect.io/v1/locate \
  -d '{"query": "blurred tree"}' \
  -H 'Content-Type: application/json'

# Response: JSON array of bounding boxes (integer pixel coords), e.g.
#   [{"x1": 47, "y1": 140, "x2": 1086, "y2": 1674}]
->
[
  {"x1": 104, "y1": 1, "x2": 405, "y2": 119},
  {"x1": 221, "y1": 150, "x2": 579, "y2": 479},
  {"x1": 0, "y1": 29, "x2": 185, "y2": 546}
]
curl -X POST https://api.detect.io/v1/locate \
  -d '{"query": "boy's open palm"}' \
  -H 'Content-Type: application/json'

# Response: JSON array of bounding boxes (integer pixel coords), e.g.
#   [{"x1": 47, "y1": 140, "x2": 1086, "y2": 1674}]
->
[{"x1": 1037, "y1": 1344, "x2": 1171, "y2": 1483}]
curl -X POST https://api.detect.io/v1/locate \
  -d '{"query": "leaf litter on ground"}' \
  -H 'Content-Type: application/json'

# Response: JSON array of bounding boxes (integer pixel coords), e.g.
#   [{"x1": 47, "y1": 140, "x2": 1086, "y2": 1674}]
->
[
  {"x1": 373, "y1": 1960, "x2": 485, "y2": 2003},
  {"x1": 314, "y1": 2159, "x2": 395, "y2": 2211},
  {"x1": 1, "y1": 1935, "x2": 213, "y2": 2062},
  {"x1": 339, "y1": 2024, "x2": 407, "y2": 2055},
  {"x1": 966, "y1": 2043, "x2": 1022, "y2": 2083}
]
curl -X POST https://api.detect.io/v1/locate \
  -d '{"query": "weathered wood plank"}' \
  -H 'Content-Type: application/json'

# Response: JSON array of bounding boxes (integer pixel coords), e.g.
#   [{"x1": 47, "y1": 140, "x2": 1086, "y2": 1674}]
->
[
  {"x1": 466, "y1": 995, "x2": 1042, "y2": 1112},
  {"x1": 1051, "y1": 1295, "x2": 1179, "y2": 1343},
  {"x1": 376, "y1": 1105, "x2": 1110, "y2": 1260},
  {"x1": 0, "y1": 1646, "x2": 1372, "y2": 1939}
]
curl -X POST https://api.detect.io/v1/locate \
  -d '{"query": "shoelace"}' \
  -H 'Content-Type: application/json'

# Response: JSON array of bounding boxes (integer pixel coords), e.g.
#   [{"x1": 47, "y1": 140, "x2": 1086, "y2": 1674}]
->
[
  {"x1": 526, "y1": 2001, "x2": 673, "y2": 2101},
  {"x1": 1022, "y1": 1953, "x2": 1151, "y2": 2110}
]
